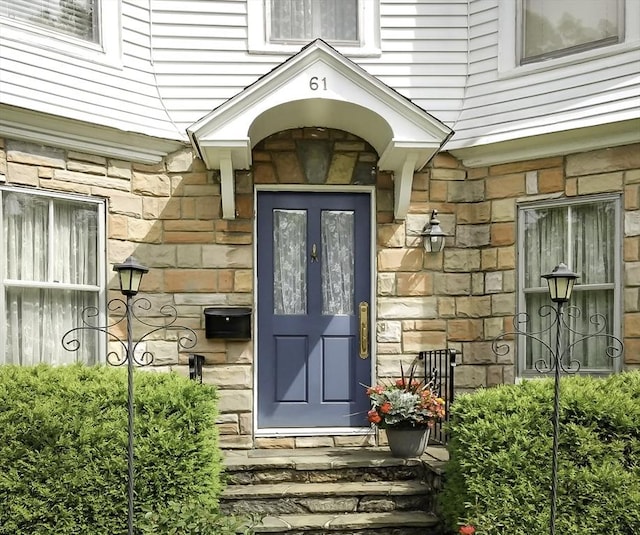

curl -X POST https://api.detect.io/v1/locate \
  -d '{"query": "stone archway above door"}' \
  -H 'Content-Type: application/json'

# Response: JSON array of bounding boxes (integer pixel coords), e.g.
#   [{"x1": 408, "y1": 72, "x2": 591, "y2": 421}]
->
[{"x1": 187, "y1": 39, "x2": 453, "y2": 220}]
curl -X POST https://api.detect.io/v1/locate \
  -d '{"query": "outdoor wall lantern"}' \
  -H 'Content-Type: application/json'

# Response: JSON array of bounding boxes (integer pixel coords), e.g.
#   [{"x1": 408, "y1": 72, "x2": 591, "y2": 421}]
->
[{"x1": 421, "y1": 209, "x2": 446, "y2": 253}]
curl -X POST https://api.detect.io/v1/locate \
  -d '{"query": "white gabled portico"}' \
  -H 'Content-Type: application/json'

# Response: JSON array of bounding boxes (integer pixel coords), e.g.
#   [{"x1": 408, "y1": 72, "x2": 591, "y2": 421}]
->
[{"x1": 187, "y1": 39, "x2": 453, "y2": 220}]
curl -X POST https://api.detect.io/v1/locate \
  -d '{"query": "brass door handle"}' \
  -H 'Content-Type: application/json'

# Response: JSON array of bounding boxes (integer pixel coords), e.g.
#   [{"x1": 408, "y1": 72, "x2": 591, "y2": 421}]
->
[{"x1": 359, "y1": 301, "x2": 369, "y2": 359}]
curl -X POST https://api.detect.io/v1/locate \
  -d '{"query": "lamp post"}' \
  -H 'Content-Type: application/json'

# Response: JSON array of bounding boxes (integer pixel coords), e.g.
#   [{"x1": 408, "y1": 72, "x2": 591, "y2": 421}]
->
[
  {"x1": 492, "y1": 262, "x2": 622, "y2": 535},
  {"x1": 62, "y1": 257, "x2": 198, "y2": 535},
  {"x1": 540, "y1": 263, "x2": 577, "y2": 535},
  {"x1": 421, "y1": 209, "x2": 447, "y2": 253},
  {"x1": 112, "y1": 256, "x2": 148, "y2": 535}
]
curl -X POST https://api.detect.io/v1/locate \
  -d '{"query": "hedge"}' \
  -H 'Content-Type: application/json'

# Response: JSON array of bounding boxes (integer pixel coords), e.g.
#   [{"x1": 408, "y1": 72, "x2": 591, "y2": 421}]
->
[
  {"x1": 440, "y1": 371, "x2": 640, "y2": 535},
  {"x1": 0, "y1": 365, "x2": 242, "y2": 534}
]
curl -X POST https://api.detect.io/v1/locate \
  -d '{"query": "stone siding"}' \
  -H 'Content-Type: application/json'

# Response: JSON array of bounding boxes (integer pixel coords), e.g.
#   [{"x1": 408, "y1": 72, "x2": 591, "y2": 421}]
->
[{"x1": 1, "y1": 133, "x2": 638, "y2": 449}]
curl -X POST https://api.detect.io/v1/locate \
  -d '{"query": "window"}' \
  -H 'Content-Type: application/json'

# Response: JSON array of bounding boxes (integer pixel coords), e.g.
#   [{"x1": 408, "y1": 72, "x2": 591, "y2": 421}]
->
[
  {"x1": 0, "y1": 0, "x2": 98, "y2": 43},
  {"x1": 518, "y1": 196, "x2": 621, "y2": 375},
  {"x1": 0, "y1": 0, "x2": 120, "y2": 66},
  {"x1": 520, "y1": 0, "x2": 622, "y2": 64},
  {"x1": 1, "y1": 188, "x2": 106, "y2": 365},
  {"x1": 498, "y1": 0, "x2": 639, "y2": 75},
  {"x1": 270, "y1": 0, "x2": 357, "y2": 43},
  {"x1": 247, "y1": 0, "x2": 380, "y2": 56}
]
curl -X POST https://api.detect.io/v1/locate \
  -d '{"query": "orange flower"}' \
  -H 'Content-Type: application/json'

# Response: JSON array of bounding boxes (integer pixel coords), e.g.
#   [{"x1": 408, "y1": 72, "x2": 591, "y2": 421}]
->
[
  {"x1": 367, "y1": 409, "x2": 381, "y2": 424},
  {"x1": 380, "y1": 402, "x2": 392, "y2": 414},
  {"x1": 459, "y1": 525, "x2": 475, "y2": 535}
]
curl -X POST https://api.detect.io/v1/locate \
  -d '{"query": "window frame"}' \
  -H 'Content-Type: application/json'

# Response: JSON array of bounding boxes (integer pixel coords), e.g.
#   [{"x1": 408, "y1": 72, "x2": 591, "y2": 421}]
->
[
  {"x1": 247, "y1": 0, "x2": 381, "y2": 57},
  {"x1": 0, "y1": 186, "x2": 107, "y2": 364},
  {"x1": 498, "y1": 0, "x2": 640, "y2": 77},
  {"x1": 516, "y1": 194, "x2": 622, "y2": 378},
  {"x1": 0, "y1": 0, "x2": 121, "y2": 68},
  {"x1": 518, "y1": 0, "x2": 624, "y2": 65}
]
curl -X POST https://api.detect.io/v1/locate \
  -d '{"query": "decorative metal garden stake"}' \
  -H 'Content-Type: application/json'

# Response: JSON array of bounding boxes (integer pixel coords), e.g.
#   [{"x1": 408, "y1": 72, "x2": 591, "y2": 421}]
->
[
  {"x1": 492, "y1": 263, "x2": 623, "y2": 535},
  {"x1": 62, "y1": 257, "x2": 197, "y2": 535}
]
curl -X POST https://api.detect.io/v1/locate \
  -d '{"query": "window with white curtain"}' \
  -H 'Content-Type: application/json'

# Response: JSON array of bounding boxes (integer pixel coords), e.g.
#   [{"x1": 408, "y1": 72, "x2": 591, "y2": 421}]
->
[
  {"x1": 247, "y1": 0, "x2": 380, "y2": 56},
  {"x1": 1, "y1": 187, "x2": 105, "y2": 366},
  {"x1": 518, "y1": 195, "x2": 621, "y2": 375},
  {"x1": 270, "y1": 0, "x2": 358, "y2": 43},
  {"x1": 520, "y1": 0, "x2": 622, "y2": 64},
  {"x1": 0, "y1": 0, "x2": 98, "y2": 42}
]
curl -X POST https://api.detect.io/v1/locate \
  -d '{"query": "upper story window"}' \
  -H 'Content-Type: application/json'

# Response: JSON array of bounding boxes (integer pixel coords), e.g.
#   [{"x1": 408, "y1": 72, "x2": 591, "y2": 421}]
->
[
  {"x1": 0, "y1": 0, "x2": 119, "y2": 67},
  {"x1": 499, "y1": 0, "x2": 639, "y2": 75},
  {"x1": 0, "y1": 0, "x2": 98, "y2": 43},
  {"x1": 1, "y1": 187, "x2": 106, "y2": 366},
  {"x1": 521, "y1": 0, "x2": 622, "y2": 64},
  {"x1": 518, "y1": 195, "x2": 621, "y2": 376},
  {"x1": 248, "y1": 0, "x2": 380, "y2": 56},
  {"x1": 270, "y1": 0, "x2": 357, "y2": 44}
]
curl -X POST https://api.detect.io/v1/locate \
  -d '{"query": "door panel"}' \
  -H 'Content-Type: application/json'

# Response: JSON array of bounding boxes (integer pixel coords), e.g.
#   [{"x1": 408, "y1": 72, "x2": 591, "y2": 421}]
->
[{"x1": 257, "y1": 191, "x2": 371, "y2": 428}]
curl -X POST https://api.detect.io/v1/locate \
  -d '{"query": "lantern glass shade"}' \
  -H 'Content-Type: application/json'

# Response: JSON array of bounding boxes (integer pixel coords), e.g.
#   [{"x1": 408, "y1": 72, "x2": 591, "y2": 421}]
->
[
  {"x1": 422, "y1": 210, "x2": 446, "y2": 253},
  {"x1": 425, "y1": 234, "x2": 445, "y2": 253},
  {"x1": 542, "y1": 263, "x2": 578, "y2": 303},
  {"x1": 113, "y1": 256, "x2": 149, "y2": 296}
]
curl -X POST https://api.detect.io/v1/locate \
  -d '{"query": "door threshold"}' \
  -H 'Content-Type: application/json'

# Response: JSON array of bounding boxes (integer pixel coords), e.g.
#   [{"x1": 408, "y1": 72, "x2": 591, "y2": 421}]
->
[{"x1": 255, "y1": 427, "x2": 371, "y2": 437}]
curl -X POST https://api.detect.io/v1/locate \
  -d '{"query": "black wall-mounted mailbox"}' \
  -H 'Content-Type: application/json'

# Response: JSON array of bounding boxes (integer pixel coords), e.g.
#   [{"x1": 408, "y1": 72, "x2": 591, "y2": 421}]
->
[{"x1": 204, "y1": 307, "x2": 252, "y2": 340}]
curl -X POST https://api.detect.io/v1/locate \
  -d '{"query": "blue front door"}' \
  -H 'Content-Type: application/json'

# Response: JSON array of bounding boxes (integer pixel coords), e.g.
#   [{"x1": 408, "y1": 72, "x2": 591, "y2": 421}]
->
[{"x1": 257, "y1": 191, "x2": 371, "y2": 428}]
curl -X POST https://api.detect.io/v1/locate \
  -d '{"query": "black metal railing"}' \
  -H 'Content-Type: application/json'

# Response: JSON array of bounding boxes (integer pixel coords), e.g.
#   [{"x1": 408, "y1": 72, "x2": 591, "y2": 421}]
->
[{"x1": 416, "y1": 348, "x2": 457, "y2": 445}]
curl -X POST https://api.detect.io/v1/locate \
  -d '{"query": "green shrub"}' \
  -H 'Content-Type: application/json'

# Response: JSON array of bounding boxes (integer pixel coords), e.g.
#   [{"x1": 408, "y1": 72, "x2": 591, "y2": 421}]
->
[
  {"x1": 0, "y1": 365, "x2": 241, "y2": 535},
  {"x1": 440, "y1": 371, "x2": 640, "y2": 534}
]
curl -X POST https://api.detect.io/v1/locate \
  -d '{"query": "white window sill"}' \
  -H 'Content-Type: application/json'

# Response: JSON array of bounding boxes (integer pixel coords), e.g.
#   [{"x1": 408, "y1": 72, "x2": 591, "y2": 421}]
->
[{"x1": 499, "y1": 39, "x2": 640, "y2": 80}]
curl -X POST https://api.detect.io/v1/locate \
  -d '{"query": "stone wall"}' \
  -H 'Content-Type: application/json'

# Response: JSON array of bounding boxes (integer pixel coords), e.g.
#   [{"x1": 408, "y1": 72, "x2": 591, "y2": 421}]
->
[
  {"x1": 413, "y1": 144, "x2": 640, "y2": 390},
  {"x1": 1, "y1": 133, "x2": 638, "y2": 450}
]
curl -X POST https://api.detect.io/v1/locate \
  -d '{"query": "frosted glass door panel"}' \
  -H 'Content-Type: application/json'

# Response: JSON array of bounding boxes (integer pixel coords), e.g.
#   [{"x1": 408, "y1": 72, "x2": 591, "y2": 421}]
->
[
  {"x1": 273, "y1": 209, "x2": 307, "y2": 315},
  {"x1": 321, "y1": 210, "x2": 354, "y2": 315}
]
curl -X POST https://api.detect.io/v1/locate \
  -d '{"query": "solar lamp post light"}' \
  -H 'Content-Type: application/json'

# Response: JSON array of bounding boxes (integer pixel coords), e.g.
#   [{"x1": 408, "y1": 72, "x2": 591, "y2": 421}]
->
[
  {"x1": 492, "y1": 262, "x2": 623, "y2": 535},
  {"x1": 62, "y1": 256, "x2": 198, "y2": 535}
]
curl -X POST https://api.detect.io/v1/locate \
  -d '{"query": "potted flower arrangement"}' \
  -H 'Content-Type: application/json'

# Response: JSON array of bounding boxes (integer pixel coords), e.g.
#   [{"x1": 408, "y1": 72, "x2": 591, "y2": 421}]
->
[{"x1": 365, "y1": 362, "x2": 446, "y2": 457}]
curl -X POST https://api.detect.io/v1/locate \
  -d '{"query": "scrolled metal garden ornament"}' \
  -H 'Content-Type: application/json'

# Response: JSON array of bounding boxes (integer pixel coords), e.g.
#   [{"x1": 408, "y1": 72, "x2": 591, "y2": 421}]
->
[
  {"x1": 492, "y1": 263, "x2": 623, "y2": 535},
  {"x1": 492, "y1": 304, "x2": 623, "y2": 376},
  {"x1": 63, "y1": 298, "x2": 197, "y2": 367},
  {"x1": 61, "y1": 257, "x2": 198, "y2": 535}
]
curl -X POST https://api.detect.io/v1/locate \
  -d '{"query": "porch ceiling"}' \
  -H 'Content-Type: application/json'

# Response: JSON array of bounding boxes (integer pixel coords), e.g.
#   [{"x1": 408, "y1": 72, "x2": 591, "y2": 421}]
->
[{"x1": 187, "y1": 39, "x2": 453, "y2": 220}]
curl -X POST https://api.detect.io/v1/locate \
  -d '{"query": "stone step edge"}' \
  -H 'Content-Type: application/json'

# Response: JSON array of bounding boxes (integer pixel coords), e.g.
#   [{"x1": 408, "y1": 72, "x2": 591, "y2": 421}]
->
[
  {"x1": 223, "y1": 480, "x2": 430, "y2": 500},
  {"x1": 223, "y1": 452, "x2": 438, "y2": 472},
  {"x1": 246, "y1": 511, "x2": 439, "y2": 533}
]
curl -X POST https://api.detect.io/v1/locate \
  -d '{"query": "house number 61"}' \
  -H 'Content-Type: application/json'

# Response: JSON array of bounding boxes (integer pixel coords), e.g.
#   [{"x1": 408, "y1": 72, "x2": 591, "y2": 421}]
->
[{"x1": 309, "y1": 76, "x2": 327, "y2": 90}]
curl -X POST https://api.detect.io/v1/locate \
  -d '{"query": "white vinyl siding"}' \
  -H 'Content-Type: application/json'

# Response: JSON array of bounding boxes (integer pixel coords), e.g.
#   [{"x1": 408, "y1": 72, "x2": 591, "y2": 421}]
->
[
  {"x1": 0, "y1": 0, "x2": 183, "y2": 142},
  {"x1": 449, "y1": 0, "x2": 640, "y2": 150},
  {"x1": 517, "y1": 195, "x2": 622, "y2": 377},
  {"x1": 152, "y1": 0, "x2": 468, "y2": 131},
  {"x1": 0, "y1": 0, "x2": 635, "y2": 152}
]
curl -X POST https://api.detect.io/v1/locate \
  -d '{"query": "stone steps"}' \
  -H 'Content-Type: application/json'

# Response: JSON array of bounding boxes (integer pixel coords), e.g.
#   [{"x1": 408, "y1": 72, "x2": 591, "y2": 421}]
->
[
  {"x1": 252, "y1": 511, "x2": 439, "y2": 534},
  {"x1": 221, "y1": 447, "x2": 447, "y2": 534},
  {"x1": 224, "y1": 480, "x2": 430, "y2": 515}
]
